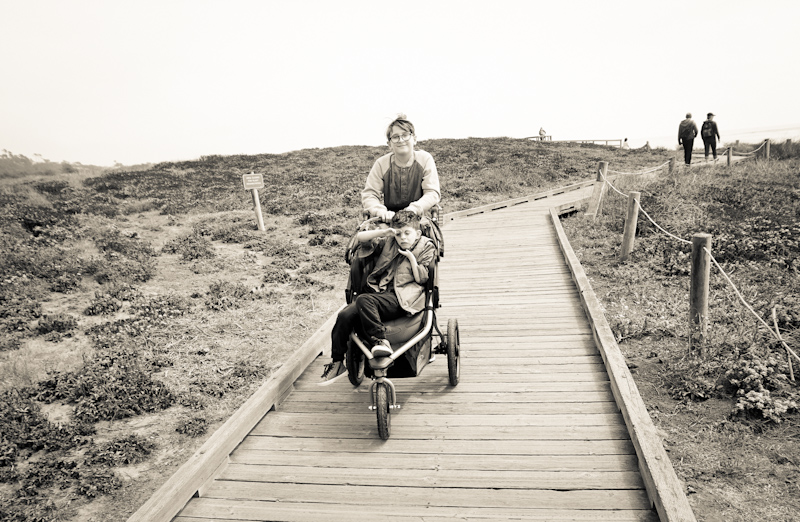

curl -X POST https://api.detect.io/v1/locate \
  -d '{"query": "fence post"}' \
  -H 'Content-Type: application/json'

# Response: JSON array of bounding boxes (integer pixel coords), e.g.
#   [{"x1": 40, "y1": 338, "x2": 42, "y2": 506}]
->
[
  {"x1": 726, "y1": 146, "x2": 732, "y2": 166},
  {"x1": 668, "y1": 157, "x2": 675, "y2": 175},
  {"x1": 689, "y1": 233, "x2": 712, "y2": 357},
  {"x1": 619, "y1": 191, "x2": 641, "y2": 262},
  {"x1": 585, "y1": 161, "x2": 608, "y2": 221},
  {"x1": 765, "y1": 139, "x2": 771, "y2": 164}
]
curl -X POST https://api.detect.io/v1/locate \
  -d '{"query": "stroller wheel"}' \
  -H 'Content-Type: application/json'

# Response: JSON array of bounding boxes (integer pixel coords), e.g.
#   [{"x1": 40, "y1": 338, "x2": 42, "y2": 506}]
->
[
  {"x1": 375, "y1": 382, "x2": 391, "y2": 440},
  {"x1": 447, "y1": 318, "x2": 460, "y2": 386},
  {"x1": 346, "y1": 341, "x2": 365, "y2": 386}
]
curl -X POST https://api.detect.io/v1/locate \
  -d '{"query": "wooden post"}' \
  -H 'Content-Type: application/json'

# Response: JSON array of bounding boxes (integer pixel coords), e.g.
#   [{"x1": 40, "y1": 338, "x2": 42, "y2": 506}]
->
[
  {"x1": 251, "y1": 189, "x2": 265, "y2": 231},
  {"x1": 726, "y1": 146, "x2": 732, "y2": 166},
  {"x1": 619, "y1": 191, "x2": 641, "y2": 262},
  {"x1": 585, "y1": 161, "x2": 608, "y2": 221},
  {"x1": 668, "y1": 157, "x2": 675, "y2": 175},
  {"x1": 765, "y1": 139, "x2": 770, "y2": 164},
  {"x1": 689, "y1": 233, "x2": 712, "y2": 357}
]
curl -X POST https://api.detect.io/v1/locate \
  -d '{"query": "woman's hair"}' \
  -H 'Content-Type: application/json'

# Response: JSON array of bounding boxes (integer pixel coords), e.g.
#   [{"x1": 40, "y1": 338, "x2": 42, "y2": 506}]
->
[{"x1": 385, "y1": 114, "x2": 415, "y2": 142}]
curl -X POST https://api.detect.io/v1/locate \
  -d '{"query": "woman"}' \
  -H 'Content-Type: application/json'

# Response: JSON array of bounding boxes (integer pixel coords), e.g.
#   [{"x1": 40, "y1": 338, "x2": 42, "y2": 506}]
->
[{"x1": 361, "y1": 115, "x2": 441, "y2": 222}]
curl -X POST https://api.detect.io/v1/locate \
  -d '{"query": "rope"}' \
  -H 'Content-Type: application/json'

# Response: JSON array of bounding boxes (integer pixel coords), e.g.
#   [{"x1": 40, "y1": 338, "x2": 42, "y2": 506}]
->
[
  {"x1": 607, "y1": 161, "x2": 671, "y2": 176},
  {"x1": 704, "y1": 247, "x2": 800, "y2": 364},
  {"x1": 733, "y1": 140, "x2": 768, "y2": 156},
  {"x1": 600, "y1": 169, "x2": 629, "y2": 197},
  {"x1": 639, "y1": 207, "x2": 692, "y2": 245}
]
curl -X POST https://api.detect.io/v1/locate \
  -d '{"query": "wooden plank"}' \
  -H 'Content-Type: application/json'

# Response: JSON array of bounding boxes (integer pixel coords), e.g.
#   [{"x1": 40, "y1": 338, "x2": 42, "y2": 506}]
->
[
  {"x1": 274, "y1": 400, "x2": 619, "y2": 416},
  {"x1": 248, "y1": 422, "x2": 630, "y2": 441},
  {"x1": 248, "y1": 412, "x2": 624, "y2": 428},
  {"x1": 549, "y1": 208, "x2": 696, "y2": 521},
  {"x1": 237, "y1": 436, "x2": 637, "y2": 455},
  {"x1": 201, "y1": 481, "x2": 653, "y2": 510},
  {"x1": 296, "y1": 368, "x2": 606, "y2": 384},
  {"x1": 294, "y1": 380, "x2": 611, "y2": 394},
  {"x1": 277, "y1": 390, "x2": 617, "y2": 404},
  {"x1": 176, "y1": 498, "x2": 659, "y2": 522},
  {"x1": 228, "y1": 450, "x2": 641, "y2": 472},
  {"x1": 220, "y1": 463, "x2": 646, "y2": 490}
]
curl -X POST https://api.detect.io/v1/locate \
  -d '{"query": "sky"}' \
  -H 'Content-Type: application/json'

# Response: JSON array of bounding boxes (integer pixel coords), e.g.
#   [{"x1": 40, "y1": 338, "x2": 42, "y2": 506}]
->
[{"x1": 1, "y1": 0, "x2": 799, "y2": 167}]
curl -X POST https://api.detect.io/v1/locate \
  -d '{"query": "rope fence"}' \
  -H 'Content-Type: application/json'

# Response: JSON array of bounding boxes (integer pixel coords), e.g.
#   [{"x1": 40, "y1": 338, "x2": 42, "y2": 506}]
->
[
  {"x1": 586, "y1": 153, "x2": 796, "y2": 370},
  {"x1": 607, "y1": 160, "x2": 671, "y2": 176},
  {"x1": 731, "y1": 139, "x2": 768, "y2": 156}
]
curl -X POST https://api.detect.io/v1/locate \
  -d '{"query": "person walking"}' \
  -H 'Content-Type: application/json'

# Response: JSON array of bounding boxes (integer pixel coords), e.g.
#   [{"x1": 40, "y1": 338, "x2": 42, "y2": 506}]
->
[
  {"x1": 678, "y1": 113, "x2": 698, "y2": 165},
  {"x1": 701, "y1": 113, "x2": 721, "y2": 162}
]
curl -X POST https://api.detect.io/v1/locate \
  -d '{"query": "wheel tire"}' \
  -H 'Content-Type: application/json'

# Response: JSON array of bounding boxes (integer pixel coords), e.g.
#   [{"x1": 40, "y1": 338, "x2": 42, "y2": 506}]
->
[
  {"x1": 375, "y1": 382, "x2": 391, "y2": 440},
  {"x1": 346, "y1": 341, "x2": 364, "y2": 387},
  {"x1": 447, "y1": 318, "x2": 460, "y2": 386}
]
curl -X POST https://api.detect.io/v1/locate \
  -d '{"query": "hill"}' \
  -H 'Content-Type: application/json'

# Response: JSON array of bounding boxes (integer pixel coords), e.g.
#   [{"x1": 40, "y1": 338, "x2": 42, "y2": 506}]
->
[{"x1": 1, "y1": 137, "x2": 796, "y2": 521}]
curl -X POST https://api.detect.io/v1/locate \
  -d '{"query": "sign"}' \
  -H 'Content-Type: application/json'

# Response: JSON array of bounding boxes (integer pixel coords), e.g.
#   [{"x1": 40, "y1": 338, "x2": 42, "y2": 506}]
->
[{"x1": 242, "y1": 172, "x2": 264, "y2": 190}]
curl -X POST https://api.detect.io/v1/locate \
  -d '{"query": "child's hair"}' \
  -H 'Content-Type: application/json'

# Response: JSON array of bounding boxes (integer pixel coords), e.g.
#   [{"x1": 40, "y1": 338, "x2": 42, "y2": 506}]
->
[
  {"x1": 391, "y1": 210, "x2": 421, "y2": 230},
  {"x1": 385, "y1": 114, "x2": 415, "y2": 142}
]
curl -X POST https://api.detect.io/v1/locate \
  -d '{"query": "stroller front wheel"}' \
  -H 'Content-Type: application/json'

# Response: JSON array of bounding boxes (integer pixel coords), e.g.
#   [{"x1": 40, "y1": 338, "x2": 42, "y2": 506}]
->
[{"x1": 375, "y1": 382, "x2": 391, "y2": 440}]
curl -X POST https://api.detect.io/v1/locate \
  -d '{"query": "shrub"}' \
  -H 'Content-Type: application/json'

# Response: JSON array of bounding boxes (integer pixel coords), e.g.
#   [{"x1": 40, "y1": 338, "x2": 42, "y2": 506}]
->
[
  {"x1": 205, "y1": 280, "x2": 259, "y2": 311},
  {"x1": 85, "y1": 433, "x2": 156, "y2": 466},
  {"x1": 37, "y1": 313, "x2": 78, "y2": 335},
  {"x1": 36, "y1": 345, "x2": 175, "y2": 423},
  {"x1": 264, "y1": 265, "x2": 291, "y2": 284},
  {"x1": 94, "y1": 227, "x2": 156, "y2": 258},
  {"x1": 76, "y1": 468, "x2": 122, "y2": 497},
  {"x1": 0, "y1": 389, "x2": 93, "y2": 454},
  {"x1": 161, "y1": 233, "x2": 216, "y2": 261},
  {"x1": 86, "y1": 255, "x2": 158, "y2": 284},
  {"x1": 176, "y1": 417, "x2": 208, "y2": 437},
  {"x1": 130, "y1": 292, "x2": 192, "y2": 322},
  {"x1": 84, "y1": 283, "x2": 141, "y2": 315}
]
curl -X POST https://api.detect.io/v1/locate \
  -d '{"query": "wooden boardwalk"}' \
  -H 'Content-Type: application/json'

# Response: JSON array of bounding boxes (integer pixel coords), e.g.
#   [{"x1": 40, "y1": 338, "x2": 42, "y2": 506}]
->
[{"x1": 133, "y1": 182, "x2": 695, "y2": 522}]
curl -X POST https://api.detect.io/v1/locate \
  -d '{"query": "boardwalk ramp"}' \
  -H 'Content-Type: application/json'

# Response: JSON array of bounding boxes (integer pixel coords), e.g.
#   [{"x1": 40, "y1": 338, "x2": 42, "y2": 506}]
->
[{"x1": 131, "y1": 181, "x2": 695, "y2": 522}]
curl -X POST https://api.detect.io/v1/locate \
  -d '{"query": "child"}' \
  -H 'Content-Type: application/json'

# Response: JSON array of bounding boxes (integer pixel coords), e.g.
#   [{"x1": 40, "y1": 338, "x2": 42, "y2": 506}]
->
[{"x1": 320, "y1": 210, "x2": 437, "y2": 383}]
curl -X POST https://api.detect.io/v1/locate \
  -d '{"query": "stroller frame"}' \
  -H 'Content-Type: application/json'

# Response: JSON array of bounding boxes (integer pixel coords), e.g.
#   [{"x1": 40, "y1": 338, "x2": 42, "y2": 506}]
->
[{"x1": 343, "y1": 208, "x2": 459, "y2": 439}]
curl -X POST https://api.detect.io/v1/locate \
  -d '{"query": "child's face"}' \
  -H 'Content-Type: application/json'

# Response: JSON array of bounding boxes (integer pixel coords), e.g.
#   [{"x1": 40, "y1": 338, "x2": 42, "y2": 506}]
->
[{"x1": 394, "y1": 225, "x2": 421, "y2": 250}]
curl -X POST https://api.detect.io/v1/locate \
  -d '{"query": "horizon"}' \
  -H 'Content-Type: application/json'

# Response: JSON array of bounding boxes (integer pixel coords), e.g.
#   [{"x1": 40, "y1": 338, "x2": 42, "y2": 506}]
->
[
  {"x1": 5, "y1": 122, "x2": 800, "y2": 169},
  {"x1": 2, "y1": 0, "x2": 799, "y2": 167}
]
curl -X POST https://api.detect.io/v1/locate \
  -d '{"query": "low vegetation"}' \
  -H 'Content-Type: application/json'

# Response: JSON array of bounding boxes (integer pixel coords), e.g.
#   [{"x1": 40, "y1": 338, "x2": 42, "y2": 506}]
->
[
  {"x1": 0, "y1": 137, "x2": 797, "y2": 521},
  {"x1": 561, "y1": 144, "x2": 799, "y2": 520}
]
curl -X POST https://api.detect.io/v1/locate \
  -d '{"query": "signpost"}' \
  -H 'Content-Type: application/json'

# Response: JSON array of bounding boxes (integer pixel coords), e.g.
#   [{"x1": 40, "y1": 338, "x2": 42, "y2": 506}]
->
[{"x1": 242, "y1": 172, "x2": 265, "y2": 231}]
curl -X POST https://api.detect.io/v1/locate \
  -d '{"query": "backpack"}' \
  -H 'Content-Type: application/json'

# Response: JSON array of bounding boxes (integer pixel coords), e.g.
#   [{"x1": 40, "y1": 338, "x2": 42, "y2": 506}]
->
[{"x1": 701, "y1": 121, "x2": 715, "y2": 138}]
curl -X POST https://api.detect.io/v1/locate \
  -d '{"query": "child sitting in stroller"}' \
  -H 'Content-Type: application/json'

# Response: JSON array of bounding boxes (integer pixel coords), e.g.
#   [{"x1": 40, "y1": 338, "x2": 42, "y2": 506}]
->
[{"x1": 320, "y1": 210, "x2": 437, "y2": 383}]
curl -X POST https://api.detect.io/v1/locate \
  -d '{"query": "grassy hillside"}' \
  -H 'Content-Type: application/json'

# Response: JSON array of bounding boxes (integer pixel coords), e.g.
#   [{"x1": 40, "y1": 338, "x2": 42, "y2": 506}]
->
[
  {"x1": 561, "y1": 151, "x2": 799, "y2": 521},
  {"x1": 0, "y1": 137, "x2": 795, "y2": 521}
]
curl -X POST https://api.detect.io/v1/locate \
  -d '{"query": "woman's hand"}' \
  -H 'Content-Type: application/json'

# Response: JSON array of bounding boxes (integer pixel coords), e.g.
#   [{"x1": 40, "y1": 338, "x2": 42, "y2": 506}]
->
[{"x1": 377, "y1": 209, "x2": 395, "y2": 223}]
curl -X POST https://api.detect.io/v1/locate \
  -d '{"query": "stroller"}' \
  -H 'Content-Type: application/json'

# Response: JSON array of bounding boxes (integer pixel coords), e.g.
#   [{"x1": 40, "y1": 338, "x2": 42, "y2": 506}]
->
[{"x1": 342, "y1": 208, "x2": 460, "y2": 440}]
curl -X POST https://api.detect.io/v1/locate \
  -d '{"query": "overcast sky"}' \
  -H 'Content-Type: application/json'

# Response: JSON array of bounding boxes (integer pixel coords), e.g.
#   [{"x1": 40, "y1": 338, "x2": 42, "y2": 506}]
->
[{"x1": 2, "y1": 0, "x2": 798, "y2": 166}]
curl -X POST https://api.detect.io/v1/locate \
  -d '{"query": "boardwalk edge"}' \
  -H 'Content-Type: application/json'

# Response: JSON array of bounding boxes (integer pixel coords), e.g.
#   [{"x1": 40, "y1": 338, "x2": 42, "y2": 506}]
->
[
  {"x1": 549, "y1": 207, "x2": 697, "y2": 522},
  {"x1": 126, "y1": 306, "x2": 343, "y2": 522}
]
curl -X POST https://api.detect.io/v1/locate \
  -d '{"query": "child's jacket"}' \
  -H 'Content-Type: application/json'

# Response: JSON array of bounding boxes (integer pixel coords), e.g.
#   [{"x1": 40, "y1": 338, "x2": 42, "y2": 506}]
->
[{"x1": 366, "y1": 235, "x2": 436, "y2": 314}]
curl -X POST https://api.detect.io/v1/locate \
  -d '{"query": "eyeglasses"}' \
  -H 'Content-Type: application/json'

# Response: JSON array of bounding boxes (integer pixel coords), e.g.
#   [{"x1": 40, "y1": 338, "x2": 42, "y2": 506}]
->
[{"x1": 389, "y1": 133, "x2": 413, "y2": 143}]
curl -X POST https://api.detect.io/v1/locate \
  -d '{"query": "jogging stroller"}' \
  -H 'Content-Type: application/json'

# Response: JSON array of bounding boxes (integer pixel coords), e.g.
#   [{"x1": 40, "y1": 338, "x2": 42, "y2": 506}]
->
[{"x1": 342, "y1": 208, "x2": 459, "y2": 440}]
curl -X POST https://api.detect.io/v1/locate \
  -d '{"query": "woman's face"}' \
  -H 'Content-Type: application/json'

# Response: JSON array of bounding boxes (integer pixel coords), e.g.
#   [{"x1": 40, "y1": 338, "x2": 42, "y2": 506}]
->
[{"x1": 388, "y1": 124, "x2": 415, "y2": 154}]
